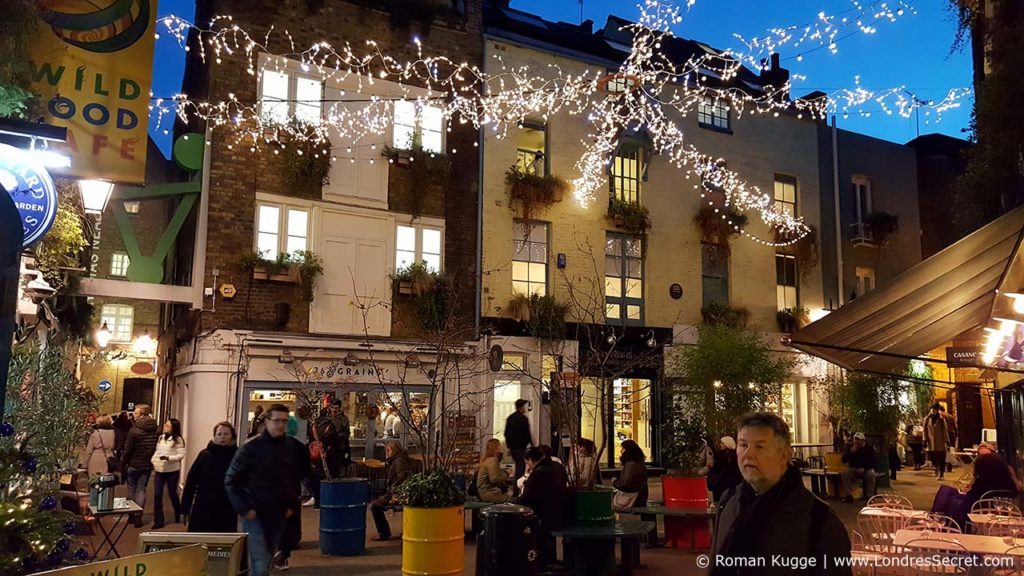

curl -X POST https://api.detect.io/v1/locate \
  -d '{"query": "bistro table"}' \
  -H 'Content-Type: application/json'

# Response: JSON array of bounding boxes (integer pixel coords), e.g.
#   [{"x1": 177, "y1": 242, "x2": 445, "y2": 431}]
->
[
  {"x1": 859, "y1": 508, "x2": 928, "y2": 519},
  {"x1": 792, "y1": 443, "x2": 832, "y2": 464},
  {"x1": 88, "y1": 499, "x2": 143, "y2": 560},
  {"x1": 893, "y1": 529, "x2": 1024, "y2": 556}
]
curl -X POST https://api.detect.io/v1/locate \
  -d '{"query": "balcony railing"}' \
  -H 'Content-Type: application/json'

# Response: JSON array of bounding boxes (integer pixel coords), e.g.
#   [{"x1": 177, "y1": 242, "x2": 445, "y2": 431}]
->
[{"x1": 850, "y1": 222, "x2": 877, "y2": 246}]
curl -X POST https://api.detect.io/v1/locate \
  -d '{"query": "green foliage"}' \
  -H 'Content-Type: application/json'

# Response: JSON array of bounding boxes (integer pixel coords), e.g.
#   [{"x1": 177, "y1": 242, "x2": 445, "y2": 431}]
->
[
  {"x1": 415, "y1": 278, "x2": 448, "y2": 332},
  {"x1": 507, "y1": 292, "x2": 531, "y2": 322},
  {"x1": 694, "y1": 205, "x2": 747, "y2": 253},
  {"x1": 0, "y1": 85, "x2": 34, "y2": 119},
  {"x1": 812, "y1": 369, "x2": 910, "y2": 449},
  {"x1": 0, "y1": 0, "x2": 39, "y2": 120},
  {"x1": 295, "y1": 250, "x2": 324, "y2": 302},
  {"x1": 864, "y1": 211, "x2": 900, "y2": 244},
  {"x1": 608, "y1": 197, "x2": 651, "y2": 235},
  {"x1": 239, "y1": 250, "x2": 269, "y2": 271},
  {"x1": 700, "y1": 302, "x2": 750, "y2": 328},
  {"x1": 279, "y1": 124, "x2": 332, "y2": 198},
  {"x1": 5, "y1": 339, "x2": 100, "y2": 481},
  {"x1": 660, "y1": 398, "x2": 709, "y2": 476},
  {"x1": 0, "y1": 434, "x2": 83, "y2": 575},
  {"x1": 384, "y1": 134, "x2": 451, "y2": 218},
  {"x1": 395, "y1": 468, "x2": 466, "y2": 508},
  {"x1": 526, "y1": 294, "x2": 569, "y2": 341},
  {"x1": 506, "y1": 167, "x2": 568, "y2": 222},
  {"x1": 667, "y1": 324, "x2": 792, "y2": 439},
  {"x1": 393, "y1": 261, "x2": 438, "y2": 297},
  {"x1": 775, "y1": 307, "x2": 809, "y2": 332},
  {"x1": 34, "y1": 184, "x2": 88, "y2": 292}
]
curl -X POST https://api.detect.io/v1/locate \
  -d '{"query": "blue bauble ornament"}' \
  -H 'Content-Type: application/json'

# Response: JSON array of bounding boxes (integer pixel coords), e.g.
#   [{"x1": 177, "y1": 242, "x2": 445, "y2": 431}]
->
[
  {"x1": 73, "y1": 547, "x2": 89, "y2": 561},
  {"x1": 63, "y1": 521, "x2": 78, "y2": 535},
  {"x1": 39, "y1": 495, "x2": 57, "y2": 511},
  {"x1": 0, "y1": 422, "x2": 14, "y2": 437},
  {"x1": 22, "y1": 456, "x2": 37, "y2": 473},
  {"x1": 56, "y1": 537, "x2": 71, "y2": 552}
]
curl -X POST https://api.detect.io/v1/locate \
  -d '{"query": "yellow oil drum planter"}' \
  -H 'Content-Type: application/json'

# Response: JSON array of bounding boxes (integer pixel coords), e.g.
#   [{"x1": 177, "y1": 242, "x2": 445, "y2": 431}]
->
[{"x1": 396, "y1": 468, "x2": 467, "y2": 576}]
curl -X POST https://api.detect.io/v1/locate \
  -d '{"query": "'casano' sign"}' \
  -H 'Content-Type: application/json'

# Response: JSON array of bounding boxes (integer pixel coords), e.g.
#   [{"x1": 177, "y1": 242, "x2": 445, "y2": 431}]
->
[
  {"x1": 30, "y1": 0, "x2": 158, "y2": 184},
  {"x1": 945, "y1": 346, "x2": 982, "y2": 368}
]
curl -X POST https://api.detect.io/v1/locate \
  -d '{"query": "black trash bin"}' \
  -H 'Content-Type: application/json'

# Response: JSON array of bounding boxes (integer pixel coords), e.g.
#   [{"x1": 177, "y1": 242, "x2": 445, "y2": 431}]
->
[{"x1": 475, "y1": 504, "x2": 538, "y2": 576}]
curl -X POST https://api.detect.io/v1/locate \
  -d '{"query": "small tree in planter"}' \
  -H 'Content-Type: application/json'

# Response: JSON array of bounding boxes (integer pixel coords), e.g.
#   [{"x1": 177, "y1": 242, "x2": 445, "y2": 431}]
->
[
  {"x1": 394, "y1": 468, "x2": 467, "y2": 575},
  {"x1": 659, "y1": 399, "x2": 715, "y2": 547},
  {"x1": 775, "y1": 307, "x2": 810, "y2": 333}
]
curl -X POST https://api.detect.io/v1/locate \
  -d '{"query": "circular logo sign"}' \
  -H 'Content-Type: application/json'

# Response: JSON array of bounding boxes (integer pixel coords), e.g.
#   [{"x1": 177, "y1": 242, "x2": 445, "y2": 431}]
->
[
  {"x1": 39, "y1": 0, "x2": 152, "y2": 53},
  {"x1": 98, "y1": 379, "x2": 112, "y2": 392},
  {"x1": 0, "y1": 144, "x2": 58, "y2": 248}
]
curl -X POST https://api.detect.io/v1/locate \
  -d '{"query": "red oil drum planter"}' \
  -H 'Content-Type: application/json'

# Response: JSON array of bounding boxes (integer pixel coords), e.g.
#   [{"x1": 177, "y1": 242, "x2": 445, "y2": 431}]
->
[{"x1": 662, "y1": 476, "x2": 711, "y2": 549}]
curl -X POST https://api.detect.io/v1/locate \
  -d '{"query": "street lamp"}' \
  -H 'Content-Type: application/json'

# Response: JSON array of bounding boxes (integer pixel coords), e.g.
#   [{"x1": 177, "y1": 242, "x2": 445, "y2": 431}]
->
[
  {"x1": 78, "y1": 179, "x2": 114, "y2": 214},
  {"x1": 95, "y1": 322, "x2": 112, "y2": 348}
]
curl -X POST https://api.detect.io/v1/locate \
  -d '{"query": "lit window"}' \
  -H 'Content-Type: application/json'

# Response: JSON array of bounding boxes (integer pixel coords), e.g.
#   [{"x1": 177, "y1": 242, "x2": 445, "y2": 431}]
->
[
  {"x1": 610, "y1": 147, "x2": 642, "y2": 203},
  {"x1": 392, "y1": 100, "x2": 445, "y2": 153},
  {"x1": 515, "y1": 123, "x2": 547, "y2": 175},
  {"x1": 110, "y1": 252, "x2": 130, "y2": 277},
  {"x1": 701, "y1": 242, "x2": 728, "y2": 307},
  {"x1": 395, "y1": 224, "x2": 443, "y2": 273},
  {"x1": 606, "y1": 233, "x2": 643, "y2": 325},
  {"x1": 255, "y1": 203, "x2": 310, "y2": 260},
  {"x1": 122, "y1": 200, "x2": 140, "y2": 214},
  {"x1": 856, "y1": 266, "x2": 875, "y2": 296},
  {"x1": 512, "y1": 221, "x2": 548, "y2": 296},
  {"x1": 100, "y1": 304, "x2": 134, "y2": 343},
  {"x1": 697, "y1": 95, "x2": 730, "y2": 130},
  {"x1": 259, "y1": 67, "x2": 323, "y2": 124},
  {"x1": 776, "y1": 253, "x2": 798, "y2": 309},
  {"x1": 501, "y1": 354, "x2": 526, "y2": 372},
  {"x1": 774, "y1": 174, "x2": 797, "y2": 218}
]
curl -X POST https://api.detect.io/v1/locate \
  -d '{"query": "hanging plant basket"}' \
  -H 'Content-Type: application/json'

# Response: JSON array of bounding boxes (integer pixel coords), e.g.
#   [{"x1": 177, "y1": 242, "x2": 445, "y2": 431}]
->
[
  {"x1": 864, "y1": 211, "x2": 900, "y2": 244},
  {"x1": 773, "y1": 225, "x2": 820, "y2": 278},
  {"x1": 607, "y1": 197, "x2": 651, "y2": 235},
  {"x1": 776, "y1": 306, "x2": 810, "y2": 333},
  {"x1": 506, "y1": 168, "x2": 568, "y2": 222},
  {"x1": 693, "y1": 205, "x2": 746, "y2": 254}
]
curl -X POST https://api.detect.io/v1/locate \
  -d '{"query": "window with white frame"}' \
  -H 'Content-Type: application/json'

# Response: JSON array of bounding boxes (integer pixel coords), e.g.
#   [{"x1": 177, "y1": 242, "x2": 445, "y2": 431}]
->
[
  {"x1": 856, "y1": 266, "x2": 876, "y2": 296},
  {"x1": 395, "y1": 224, "x2": 442, "y2": 273},
  {"x1": 392, "y1": 100, "x2": 444, "y2": 153},
  {"x1": 100, "y1": 304, "x2": 134, "y2": 343},
  {"x1": 515, "y1": 123, "x2": 547, "y2": 175},
  {"x1": 606, "y1": 233, "x2": 643, "y2": 325},
  {"x1": 776, "y1": 253, "x2": 798, "y2": 309},
  {"x1": 512, "y1": 220, "x2": 548, "y2": 296},
  {"x1": 255, "y1": 203, "x2": 310, "y2": 260},
  {"x1": 259, "y1": 68, "x2": 324, "y2": 124},
  {"x1": 853, "y1": 176, "x2": 872, "y2": 223},
  {"x1": 774, "y1": 174, "x2": 797, "y2": 218},
  {"x1": 697, "y1": 95, "x2": 730, "y2": 130},
  {"x1": 610, "y1": 147, "x2": 643, "y2": 204},
  {"x1": 110, "y1": 252, "x2": 130, "y2": 277}
]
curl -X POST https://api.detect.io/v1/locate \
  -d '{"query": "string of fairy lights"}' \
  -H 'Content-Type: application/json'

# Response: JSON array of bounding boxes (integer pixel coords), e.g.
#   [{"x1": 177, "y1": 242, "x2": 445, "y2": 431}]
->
[{"x1": 149, "y1": 0, "x2": 972, "y2": 246}]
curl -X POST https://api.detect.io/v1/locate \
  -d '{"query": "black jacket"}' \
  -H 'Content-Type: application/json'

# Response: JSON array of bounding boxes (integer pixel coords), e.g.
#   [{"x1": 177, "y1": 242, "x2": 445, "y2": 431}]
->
[
  {"x1": 709, "y1": 448, "x2": 743, "y2": 501},
  {"x1": 841, "y1": 444, "x2": 876, "y2": 471},
  {"x1": 224, "y1": 431, "x2": 302, "y2": 535},
  {"x1": 711, "y1": 465, "x2": 852, "y2": 576},
  {"x1": 382, "y1": 451, "x2": 412, "y2": 501},
  {"x1": 182, "y1": 441, "x2": 238, "y2": 533},
  {"x1": 309, "y1": 416, "x2": 349, "y2": 479},
  {"x1": 504, "y1": 412, "x2": 531, "y2": 450},
  {"x1": 612, "y1": 460, "x2": 649, "y2": 507},
  {"x1": 516, "y1": 458, "x2": 569, "y2": 532},
  {"x1": 121, "y1": 416, "x2": 159, "y2": 472}
]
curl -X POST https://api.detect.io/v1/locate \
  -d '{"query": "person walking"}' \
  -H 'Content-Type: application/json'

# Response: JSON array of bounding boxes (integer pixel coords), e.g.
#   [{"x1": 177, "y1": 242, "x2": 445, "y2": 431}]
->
[
  {"x1": 151, "y1": 418, "x2": 186, "y2": 528},
  {"x1": 121, "y1": 404, "x2": 159, "y2": 527},
  {"x1": 369, "y1": 442, "x2": 412, "y2": 541},
  {"x1": 81, "y1": 414, "x2": 118, "y2": 479},
  {"x1": 710, "y1": 412, "x2": 851, "y2": 576},
  {"x1": 183, "y1": 421, "x2": 239, "y2": 533},
  {"x1": 274, "y1": 423, "x2": 311, "y2": 571},
  {"x1": 225, "y1": 403, "x2": 302, "y2": 576},
  {"x1": 924, "y1": 403, "x2": 950, "y2": 480},
  {"x1": 477, "y1": 439, "x2": 510, "y2": 503},
  {"x1": 503, "y1": 399, "x2": 532, "y2": 490},
  {"x1": 329, "y1": 399, "x2": 352, "y2": 471},
  {"x1": 839, "y1": 432, "x2": 877, "y2": 503},
  {"x1": 905, "y1": 422, "x2": 925, "y2": 470},
  {"x1": 940, "y1": 403, "x2": 958, "y2": 473},
  {"x1": 249, "y1": 405, "x2": 265, "y2": 437}
]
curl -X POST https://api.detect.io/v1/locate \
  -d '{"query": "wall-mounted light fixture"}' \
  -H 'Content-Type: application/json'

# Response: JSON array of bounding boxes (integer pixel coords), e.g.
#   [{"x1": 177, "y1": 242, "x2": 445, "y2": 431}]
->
[
  {"x1": 95, "y1": 322, "x2": 112, "y2": 348},
  {"x1": 343, "y1": 352, "x2": 361, "y2": 366}
]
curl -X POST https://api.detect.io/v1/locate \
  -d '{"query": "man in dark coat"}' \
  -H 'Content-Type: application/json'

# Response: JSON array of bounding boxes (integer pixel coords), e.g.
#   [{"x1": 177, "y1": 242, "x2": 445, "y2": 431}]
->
[
  {"x1": 514, "y1": 445, "x2": 568, "y2": 570},
  {"x1": 503, "y1": 399, "x2": 532, "y2": 489},
  {"x1": 225, "y1": 404, "x2": 302, "y2": 576},
  {"x1": 711, "y1": 412, "x2": 852, "y2": 576},
  {"x1": 308, "y1": 412, "x2": 346, "y2": 508},
  {"x1": 369, "y1": 441, "x2": 412, "y2": 541},
  {"x1": 840, "y1": 432, "x2": 877, "y2": 503},
  {"x1": 121, "y1": 404, "x2": 159, "y2": 527},
  {"x1": 182, "y1": 421, "x2": 239, "y2": 532},
  {"x1": 274, "y1": 427, "x2": 310, "y2": 570}
]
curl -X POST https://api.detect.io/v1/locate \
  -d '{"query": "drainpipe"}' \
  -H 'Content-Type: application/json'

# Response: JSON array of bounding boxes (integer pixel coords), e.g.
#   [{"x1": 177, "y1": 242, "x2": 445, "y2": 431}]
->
[
  {"x1": 475, "y1": 123, "x2": 484, "y2": 339},
  {"x1": 831, "y1": 115, "x2": 844, "y2": 306}
]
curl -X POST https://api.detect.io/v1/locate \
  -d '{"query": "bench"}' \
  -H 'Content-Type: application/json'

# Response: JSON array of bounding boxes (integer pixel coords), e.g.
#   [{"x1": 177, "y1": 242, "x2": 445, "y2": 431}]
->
[
  {"x1": 628, "y1": 504, "x2": 715, "y2": 548},
  {"x1": 801, "y1": 468, "x2": 842, "y2": 498},
  {"x1": 552, "y1": 521, "x2": 655, "y2": 576}
]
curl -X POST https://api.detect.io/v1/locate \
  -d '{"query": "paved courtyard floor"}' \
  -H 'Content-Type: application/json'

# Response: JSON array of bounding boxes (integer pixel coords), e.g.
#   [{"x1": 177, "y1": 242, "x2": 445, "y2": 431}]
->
[{"x1": 78, "y1": 463, "x2": 962, "y2": 575}]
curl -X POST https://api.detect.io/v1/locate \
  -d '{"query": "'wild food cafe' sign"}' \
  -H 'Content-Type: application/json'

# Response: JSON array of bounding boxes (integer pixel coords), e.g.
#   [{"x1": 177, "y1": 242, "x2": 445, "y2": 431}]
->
[{"x1": 30, "y1": 0, "x2": 158, "y2": 184}]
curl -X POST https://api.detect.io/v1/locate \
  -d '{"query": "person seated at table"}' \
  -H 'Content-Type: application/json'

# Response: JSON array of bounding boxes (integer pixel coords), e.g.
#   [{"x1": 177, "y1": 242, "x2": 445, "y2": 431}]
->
[
  {"x1": 840, "y1": 432, "x2": 876, "y2": 503},
  {"x1": 977, "y1": 443, "x2": 1023, "y2": 492},
  {"x1": 708, "y1": 436, "x2": 742, "y2": 503},
  {"x1": 514, "y1": 445, "x2": 568, "y2": 570},
  {"x1": 369, "y1": 442, "x2": 411, "y2": 541},
  {"x1": 931, "y1": 452, "x2": 1019, "y2": 529},
  {"x1": 567, "y1": 438, "x2": 601, "y2": 489},
  {"x1": 612, "y1": 440, "x2": 649, "y2": 510},
  {"x1": 476, "y1": 438, "x2": 510, "y2": 503}
]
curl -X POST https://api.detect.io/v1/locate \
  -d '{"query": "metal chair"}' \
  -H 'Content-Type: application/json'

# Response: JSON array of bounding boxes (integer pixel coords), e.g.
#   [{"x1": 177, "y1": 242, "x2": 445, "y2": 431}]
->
[
  {"x1": 902, "y1": 537, "x2": 971, "y2": 575},
  {"x1": 971, "y1": 498, "x2": 1023, "y2": 517},
  {"x1": 867, "y1": 493, "x2": 914, "y2": 510},
  {"x1": 850, "y1": 531, "x2": 881, "y2": 576},
  {"x1": 981, "y1": 516, "x2": 1024, "y2": 538},
  {"x1": 907, "y1": 512, "x2": 961, "y2": 534},
  {"x1": 981, "y1": 490, "x2": 1019, "y2": 502},
  {"x1": 857, "y1": 508, "x2": 912, "y2": 554},
  {"x1": 990, "y1": 545, "x2": 1024, "y2": 576}
]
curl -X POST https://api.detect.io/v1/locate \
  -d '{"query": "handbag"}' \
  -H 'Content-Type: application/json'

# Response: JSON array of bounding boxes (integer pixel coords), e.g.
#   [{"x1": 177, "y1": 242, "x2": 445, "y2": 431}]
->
[
  {"x1": 612, "y1": 489, "x2": 639, "y2": 513},
  {"x1": 97, "y1": 431, "x2": 119, "y2": 474}
]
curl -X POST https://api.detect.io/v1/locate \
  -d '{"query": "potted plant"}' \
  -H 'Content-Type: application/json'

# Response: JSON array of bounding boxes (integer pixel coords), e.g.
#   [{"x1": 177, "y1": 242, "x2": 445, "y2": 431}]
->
[
  {"x1": 700, "y1": 302, "x2": 750, "y2": 328},
  {"x1": 775, "y1": 306, "x2": 810, "y2": 333},
  {"x1": 505, "y1": 167, "x2": 569, "y2": 222},
  {"x1": 526, "y1": 294, "x2": 569, "y2": 341},
  {"x1": 392, "y1": 261, "x2": 437, "y2": 296},
  {"x1": 864, "y1": 211, "x2": 900, "y2": 244},
  {"x1": 384, "y1": 135, "x2": 451, "y2": 218},
  {"x1": 660, "y1": 404, "x2": 713, "y2": 548},
  {"x1": 395, "y1": 468, "x2": 466, "y2": 575},
  {"x1": 608, "y1": 197, "x2": 651, "y2": 235},
  {"x1": 506, "y1": 292, "x2": 532, "y2": 322},
  {"x1": 243, "y1": 251, "x2": 299, "y2": 282},
  {"x1": 294, "y1": 250, "x2": 324, "y2": 302},
  {"x1": 693, "y1": 205, "x2": 747, "y2": 253}
]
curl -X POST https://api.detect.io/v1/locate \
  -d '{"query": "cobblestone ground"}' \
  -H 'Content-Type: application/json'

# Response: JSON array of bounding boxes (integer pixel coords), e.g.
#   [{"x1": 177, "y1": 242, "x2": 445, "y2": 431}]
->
[{"x1": 79, "y1": 463, "x2": 961, "y2": 575}]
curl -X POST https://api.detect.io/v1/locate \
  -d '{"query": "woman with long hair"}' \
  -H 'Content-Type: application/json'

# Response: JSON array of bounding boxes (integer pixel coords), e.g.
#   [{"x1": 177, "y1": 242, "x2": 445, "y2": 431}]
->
[
  {"x1": 477, "y1": 438, "x2": 510, "y2": 503},
  {"x1": 182, "y1": 421, "x2": 239, "y2": 532},
  {"x1": 613, "y1": 439, "x2": 649, "y2": 509},
  {"x1": 568, "y1": 438, "x2": 601, "y2": 489},
  {"x1": 81, "y1": 414, "x2": 117, "y2": 478},
  {"x1": 151, "y1": 418, "x2": 186, "y2": 528}
]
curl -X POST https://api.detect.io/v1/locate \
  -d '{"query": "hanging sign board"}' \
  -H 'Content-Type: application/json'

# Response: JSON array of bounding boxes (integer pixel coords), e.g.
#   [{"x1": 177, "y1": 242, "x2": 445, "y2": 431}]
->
[
  {"x1": 0, "y1": 143, "x2": 58, "y2": 247},
  {"x1": 32, "y1": 544, "x2": 208, "y2": 575},
  {"x1": 29, "y1": 0, "x2": 159, "y2": 184},
  {"x1": 945, "y1": 346, "x2": 982, "y2": 368}
]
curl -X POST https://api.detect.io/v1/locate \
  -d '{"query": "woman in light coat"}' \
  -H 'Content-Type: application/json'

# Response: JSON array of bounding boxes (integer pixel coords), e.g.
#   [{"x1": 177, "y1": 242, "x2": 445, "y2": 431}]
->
[
  {"x1": 477, "y1": 438, "x2": 510, "y2": 503},
  {"x1": 81, "y1": 414, "x2": 117, "y2": 478},
  {"x1": 923, "y1": 404, "x2": 949, "y2": 480},
  {"x1": 151, "y1": 418, "x2": 186, "y2": 528}
]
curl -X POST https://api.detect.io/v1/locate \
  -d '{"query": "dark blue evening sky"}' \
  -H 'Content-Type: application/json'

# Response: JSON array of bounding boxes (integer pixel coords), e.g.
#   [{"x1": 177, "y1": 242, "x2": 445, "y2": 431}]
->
[{"x1": 148, "y1": 0, "x2": 973, "y2": 157}]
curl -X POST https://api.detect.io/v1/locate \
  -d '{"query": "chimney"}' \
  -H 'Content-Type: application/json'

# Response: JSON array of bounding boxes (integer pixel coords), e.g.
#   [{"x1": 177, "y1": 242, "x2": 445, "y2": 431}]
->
[{"x1": 759, "y1": 52, "x2": 790, "y2": 101}]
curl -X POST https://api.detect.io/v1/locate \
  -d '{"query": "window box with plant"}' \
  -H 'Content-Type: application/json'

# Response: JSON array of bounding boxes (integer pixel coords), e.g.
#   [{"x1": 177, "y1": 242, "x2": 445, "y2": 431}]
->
[
  {"x1": 241, "y1": 251, "x2": 300, "y2": 283},
  {"x1": 607, "y1": 197, "x2": 651, "y2": 235},
  {"x1": 774, "y1": 225, "x2": 820, "y2": 276},
  {"x1": 507, "y1": 293, "x2": 569, "y2": 341},
  {"x1": 505, "y1": 166, "x2": 568, "y2": 222},
  {"x1": 700, "y1": 301, "x2": 750, "y2": 328},
  {"x1": 776, "y1": 306, "x2": 809, "y2": 333},
  {"x1": 391, "y1": 262, "x2": 449, "y2": 333},
  {"x1": 395, "y1": 467, "x2": 467, "y2": 574}
]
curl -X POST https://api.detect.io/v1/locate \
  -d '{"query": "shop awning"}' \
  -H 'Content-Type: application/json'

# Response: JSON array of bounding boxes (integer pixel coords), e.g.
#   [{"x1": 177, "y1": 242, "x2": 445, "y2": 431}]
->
[{"x1": 789, "y1": 206, "x2": 1024, "y2": 374}]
